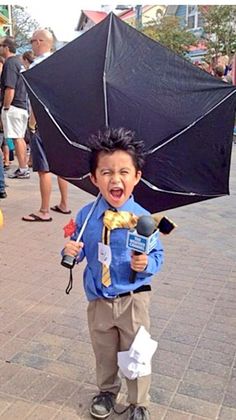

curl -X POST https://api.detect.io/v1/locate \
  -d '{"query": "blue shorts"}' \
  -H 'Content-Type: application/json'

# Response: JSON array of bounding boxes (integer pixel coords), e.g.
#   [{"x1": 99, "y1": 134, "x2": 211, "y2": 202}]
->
[{"x1": 30, "y1": 130, "x2": 49, "y2": 172}]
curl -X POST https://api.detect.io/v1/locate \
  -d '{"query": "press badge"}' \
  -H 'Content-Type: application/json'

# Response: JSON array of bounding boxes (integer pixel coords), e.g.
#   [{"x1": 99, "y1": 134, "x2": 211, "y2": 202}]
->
[{"x1": 98, "y1": 242, "x2": 112, "y2": 267}]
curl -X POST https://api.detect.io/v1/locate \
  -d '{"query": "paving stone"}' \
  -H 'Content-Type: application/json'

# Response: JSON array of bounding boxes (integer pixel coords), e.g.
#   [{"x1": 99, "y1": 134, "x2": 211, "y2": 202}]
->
[
  {"x1": 44, "y1": 323, "x2": 81, "y2": 340},
  {"x1": 22, "y1": 341, "x2": 65, "y2": 360},
  {"x1": 64, "y1": 382, "x2": 97, "y2": 414},
  {"x1": 32, "y1": 332, "x2": 74, "y2": 348},
  {"x1": 197, "y1": 337, "x2": 236, "y2": 356},
  {"x1": 43, "y1": 360, "x2": 95, "y2": 384},
  {"x1": 26, "y1": 404, "x2": 60, "y2": 419},
  {"x1": 21, "y1": 374, "x2": 60, "y2": 402},
  {"x1": 16, "y1": 318, "x2": 52, "y2": 340},
  {"x1": 58, "y1": 345, "x2": 95, "y2": 368},
  {"x1": 192, "y1": 347, "x2": 235, "y2": 367},
  {"x1": 0, "y1": 337, "x2": 28, "y2": 361},
  {"x1": 0, "y1": 316, "x2": 34, "y2": 338},
  {"x1": 0, "y1": 151, "x2": 236, "y2": 419},
  {"x1": 177, "y1": 380, "x2": 225, "y2": 404},
  {"x1": 157, "y1": 339, "x2": 194, "y2": 356},
  {"x1": 218, "y1": 406, "x2": 236, "y2": 420},
  {"x1": 163, "y1": 408, "x2": 191, "y2": 419},
  {"x1": 154, "y1": 349, "x2": 190, "y2": 367},
  {"x1": 183, "y1": 369, "x2": 228, "y2": 388},
  {"x1": 170, "y1": 393, "x2": 219, "y2": 418},
  {"x1": 152, "y1": 358, "x2": 186, "y2": 378},
  {"x1": 53, "y1": 410, "x2": 81, "y2": 419},
  {"x1": 148, "y1": 402, "x2": 167, "y2": 419},
  {"x1": 0, "y1": 399, "x2": 36, "y2": 419},
  {"x1": 0, "y1": 393, "x2": 13, "y2": 416},
  {"x1": 189, "y1": 357, "x2": 231, "y2": 378},
  {"x1": 0, "y1": 362, "x2": 22, "y2": 387},
  {"x1": 10, "y1": 352, "x2": 50, "y2": 370},
  {"x1": 0, "y1": 366, "x2": 43, "y2": 397},
  {"x1": 222, "y1": 391, "x2": 236, "y2": 410},
  {"x1": 150, "y1": 386, "x2": 173, "y2": 406},
  {"x1": 151, "y1": 373, "x2": 180, "y2": 392},
  {"x1": 41, "y1": 378, "x2": 81, "y2": 408}
]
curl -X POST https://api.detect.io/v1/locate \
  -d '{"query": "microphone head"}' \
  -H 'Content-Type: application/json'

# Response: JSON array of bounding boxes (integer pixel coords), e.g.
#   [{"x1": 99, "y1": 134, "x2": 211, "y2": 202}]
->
[{"x1": 136, "y1": 215, "x2": 156, "y2": 237}]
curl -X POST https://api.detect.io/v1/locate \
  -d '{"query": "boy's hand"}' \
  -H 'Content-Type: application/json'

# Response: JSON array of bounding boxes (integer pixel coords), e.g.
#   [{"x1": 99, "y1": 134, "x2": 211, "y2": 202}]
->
[
  {"x1": 131, "y1": 251, "x2": 148, "y2": 272},
  {"x1": 64, "y1": 240, "x2": 84, "y2": 257}
]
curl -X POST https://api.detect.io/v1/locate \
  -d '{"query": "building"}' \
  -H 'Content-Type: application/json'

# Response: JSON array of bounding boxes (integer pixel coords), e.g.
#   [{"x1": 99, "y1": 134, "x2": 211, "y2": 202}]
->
[
  {"x1": 165, "y1": 5, "x2": 207, "y2": 63},
  {"x1": 76, "y1": 10, "x2": 108, "y2": 33},
  {"x1": 0, "y1": 5, "x2": 12, "y2": 36},
  {"x1": 76, "y1": 5, "x2": 166, "y2": 34}
]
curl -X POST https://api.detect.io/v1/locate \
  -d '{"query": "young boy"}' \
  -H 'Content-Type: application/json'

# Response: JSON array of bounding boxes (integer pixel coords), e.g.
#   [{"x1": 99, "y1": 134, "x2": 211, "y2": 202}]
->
[{"x1": 63, "y1": 128, "x2": 164, "y2": 420}]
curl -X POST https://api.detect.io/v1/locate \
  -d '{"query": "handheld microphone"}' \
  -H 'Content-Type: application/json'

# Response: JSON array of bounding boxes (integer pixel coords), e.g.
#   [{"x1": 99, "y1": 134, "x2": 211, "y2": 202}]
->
[{"x1": 128, "y1": 215, "x2": 157, "y2": 283}]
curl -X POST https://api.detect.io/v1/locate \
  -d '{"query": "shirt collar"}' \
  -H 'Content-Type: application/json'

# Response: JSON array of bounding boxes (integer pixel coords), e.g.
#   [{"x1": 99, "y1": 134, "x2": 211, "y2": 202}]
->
[{"x1": 96, "y1": 195, "x2": 136, "y2": 219}]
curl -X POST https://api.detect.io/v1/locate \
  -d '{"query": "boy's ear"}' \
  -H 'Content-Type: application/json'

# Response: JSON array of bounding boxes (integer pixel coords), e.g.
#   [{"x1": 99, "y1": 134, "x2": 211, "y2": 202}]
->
[
  {"x1": 90, "y1": 173, "x2": 98, "y2": 187},
  {"x1": 134, "y1": 170, "x2": 142, "y2": 185}
]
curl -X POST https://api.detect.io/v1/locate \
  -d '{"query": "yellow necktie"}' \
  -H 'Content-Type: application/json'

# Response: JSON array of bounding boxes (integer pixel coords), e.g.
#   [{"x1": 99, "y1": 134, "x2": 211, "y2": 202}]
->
[{"x1": 101, "y1": 210, "x2": 138, "y2": 287}]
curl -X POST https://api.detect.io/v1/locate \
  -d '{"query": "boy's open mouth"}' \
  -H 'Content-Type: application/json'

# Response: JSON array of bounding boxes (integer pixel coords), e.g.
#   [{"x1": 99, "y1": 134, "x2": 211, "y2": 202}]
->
[{"x1": 110, "y1": 188, "x2": 123, "y2": 199}]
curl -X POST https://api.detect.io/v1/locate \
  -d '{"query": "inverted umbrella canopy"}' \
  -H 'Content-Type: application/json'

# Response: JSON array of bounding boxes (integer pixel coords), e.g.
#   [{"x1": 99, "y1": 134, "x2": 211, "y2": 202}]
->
[{"x1": 22, "y1": 13, "x2": 236, "y2": 213}]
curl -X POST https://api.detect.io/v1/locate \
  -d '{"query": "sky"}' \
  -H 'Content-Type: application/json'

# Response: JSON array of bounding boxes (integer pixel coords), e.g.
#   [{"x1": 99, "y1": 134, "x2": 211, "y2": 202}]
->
[
  {"x1": 9, "y1": 1, "x2": 230, "y2": 41},
  {"x1": 11, "y1": 0, "x2": 118, "y2": 41}
]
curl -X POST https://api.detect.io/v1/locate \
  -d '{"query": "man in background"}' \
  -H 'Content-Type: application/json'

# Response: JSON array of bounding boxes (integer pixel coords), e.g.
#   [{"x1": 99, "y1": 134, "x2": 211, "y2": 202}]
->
[
  {"x1": 22, "y1": 29, "x2": 70, "y2": 222},
  {"x1": 0, "y1": 36, "x2": 29, "y2": 179}
]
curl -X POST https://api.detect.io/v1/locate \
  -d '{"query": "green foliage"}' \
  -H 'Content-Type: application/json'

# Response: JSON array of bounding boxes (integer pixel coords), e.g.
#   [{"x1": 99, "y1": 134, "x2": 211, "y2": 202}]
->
[
  {"x1": 200, "y1": 5, "x2": 236, "y2": 58},
  {"x1": 11, "y1": 5, "x2": 39, "y2": 50},
  {"x1": 141, "y1": 16, "x2": 197, "y2": 56}
]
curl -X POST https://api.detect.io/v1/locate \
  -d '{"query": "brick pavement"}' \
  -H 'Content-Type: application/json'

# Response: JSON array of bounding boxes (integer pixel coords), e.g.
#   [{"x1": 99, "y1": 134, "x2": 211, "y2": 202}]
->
[{"x1": 0, "y1": 146, "x2": 235, "y2": 420}]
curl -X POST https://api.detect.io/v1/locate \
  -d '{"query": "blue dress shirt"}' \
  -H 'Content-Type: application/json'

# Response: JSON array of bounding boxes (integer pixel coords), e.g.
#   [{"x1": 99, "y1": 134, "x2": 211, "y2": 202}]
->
[{"x1": 70, "y1": 195, "x2": 164, "y2": 301}]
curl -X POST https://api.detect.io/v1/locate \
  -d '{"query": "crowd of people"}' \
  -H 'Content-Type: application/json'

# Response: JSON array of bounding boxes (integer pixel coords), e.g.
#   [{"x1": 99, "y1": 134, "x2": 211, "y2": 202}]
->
[
  {"x1": 0, "y1": 31, "x2": 71, "y2": 219},
  {"x1": 195, "y1": 53, "x2": 234, "y2": 84}
]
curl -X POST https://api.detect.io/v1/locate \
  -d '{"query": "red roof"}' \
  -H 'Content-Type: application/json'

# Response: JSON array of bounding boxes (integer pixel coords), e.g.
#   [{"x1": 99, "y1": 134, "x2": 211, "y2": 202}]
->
[
  {"x1": 118, "y1": 5, "x2": 153, "y2": 20},
  {"x1": 82, "y1": 10, "x2": 107, "y2": 24}
]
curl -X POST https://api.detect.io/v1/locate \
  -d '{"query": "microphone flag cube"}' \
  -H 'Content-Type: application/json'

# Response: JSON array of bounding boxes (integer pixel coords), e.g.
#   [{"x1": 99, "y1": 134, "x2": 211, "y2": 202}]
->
[{"x1": 126, "y1": 229, "x2": 159, "y2": 254}]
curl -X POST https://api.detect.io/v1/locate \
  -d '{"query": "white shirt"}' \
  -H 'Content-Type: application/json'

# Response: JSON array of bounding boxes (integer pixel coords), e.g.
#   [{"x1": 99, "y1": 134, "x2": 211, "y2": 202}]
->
[{"x1": 29, "y1": 52, "x2": 52, "y2": 69}]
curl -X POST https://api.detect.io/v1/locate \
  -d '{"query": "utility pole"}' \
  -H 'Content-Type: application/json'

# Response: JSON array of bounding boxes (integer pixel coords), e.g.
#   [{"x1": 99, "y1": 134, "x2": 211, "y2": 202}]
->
[{"x1": 135, "y1": 5, "x2": 142, "y2": 30}]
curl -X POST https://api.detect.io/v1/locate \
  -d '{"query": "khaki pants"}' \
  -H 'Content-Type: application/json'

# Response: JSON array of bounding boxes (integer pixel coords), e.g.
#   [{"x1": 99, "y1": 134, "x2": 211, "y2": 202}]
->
[{"x1": 87, "y1": 291, "x2": 151, "y2": 407}]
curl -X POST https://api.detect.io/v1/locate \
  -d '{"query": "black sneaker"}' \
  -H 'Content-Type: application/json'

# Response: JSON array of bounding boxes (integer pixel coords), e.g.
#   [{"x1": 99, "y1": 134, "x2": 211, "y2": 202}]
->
[
  {"x1": 129, "y1": 405, "x2": 150, "y2": 420},
  {"x1": 90, "y1": 391, "x2": 116, "y2": 419},
  {"x1": 0, "y1": 191, "x2": 7, "y2": 199}
]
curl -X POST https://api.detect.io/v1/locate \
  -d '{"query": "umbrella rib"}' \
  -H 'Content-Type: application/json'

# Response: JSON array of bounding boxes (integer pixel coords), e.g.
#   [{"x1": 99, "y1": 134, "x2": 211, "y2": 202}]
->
[
  {"x1": 148, "y1": 89, "x2": 236, "y2": 154},
  {"x1": 103, "y1": 13, "x2": 113, "y2": 127},
  {"x1": 140, "y1": 178, "x2": 224, "y2": 197},
  {"x1": 21, "y1": 73, "x2": 91, "y2": 152},
  {"x1": 62, "y1": 173, "x2": 91, "y2": 181}
]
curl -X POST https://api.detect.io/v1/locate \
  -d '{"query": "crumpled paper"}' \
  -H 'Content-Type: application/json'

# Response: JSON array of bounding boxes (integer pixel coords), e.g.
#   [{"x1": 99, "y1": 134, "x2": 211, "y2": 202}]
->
[{"x1": 117, "y1": 326, "x2": 158, "y2": 380}]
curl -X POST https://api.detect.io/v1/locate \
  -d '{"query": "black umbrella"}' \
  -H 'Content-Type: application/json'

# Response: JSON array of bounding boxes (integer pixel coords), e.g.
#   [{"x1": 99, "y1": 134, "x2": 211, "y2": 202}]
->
[{"x1": 22, "y1": 12, "x2": 236, "y2": 213}]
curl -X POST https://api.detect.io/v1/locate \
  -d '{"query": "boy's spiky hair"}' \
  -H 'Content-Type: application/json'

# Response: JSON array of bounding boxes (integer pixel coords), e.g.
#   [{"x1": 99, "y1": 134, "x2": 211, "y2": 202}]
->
[{"x1": 88, "y1": 127, "x2": 146, "y2": 175}]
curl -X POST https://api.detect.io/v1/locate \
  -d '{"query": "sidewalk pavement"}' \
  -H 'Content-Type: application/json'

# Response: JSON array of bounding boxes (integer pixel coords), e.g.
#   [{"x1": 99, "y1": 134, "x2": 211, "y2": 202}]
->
[{"x1": 0, "y1": 147, "x2": 235, "y2": 420}]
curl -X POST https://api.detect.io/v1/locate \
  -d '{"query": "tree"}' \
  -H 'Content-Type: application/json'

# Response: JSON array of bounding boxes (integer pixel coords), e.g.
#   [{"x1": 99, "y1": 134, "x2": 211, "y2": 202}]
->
[
  {"x1": 11, "y1": 5, "x2": 39, "y2": 51},
  {"x1": 200, "y1": 5, "x2": 236, "y2": 61},
  {"x1": 141, "y1": 16, "x2": 197, "y2": 57}
]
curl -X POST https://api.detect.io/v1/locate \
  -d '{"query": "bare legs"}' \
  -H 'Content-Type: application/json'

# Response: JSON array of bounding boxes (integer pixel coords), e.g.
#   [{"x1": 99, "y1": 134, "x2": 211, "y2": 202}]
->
[
  {"x1": 13, "y1": 138, "x2": 28, "y2": 169},
  {"x1": 57, "y1": 177, "x2": 70, "y2": 212},
  {"x1": 22, "y1": 173, "x2": 70, "y2": 221}
]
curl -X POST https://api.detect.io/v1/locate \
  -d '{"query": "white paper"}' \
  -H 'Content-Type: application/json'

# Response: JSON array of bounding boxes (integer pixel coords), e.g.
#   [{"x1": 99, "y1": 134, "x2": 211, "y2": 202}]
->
[
  {"x1": 117, "y1": 326, "x2": 158, "y2": 379},
  {"x1": 98, "y1": 242, "x2": 112, "y2": 267},
  {"x1": 129, "y1": 326, "x2": 158, "y2": 364}
]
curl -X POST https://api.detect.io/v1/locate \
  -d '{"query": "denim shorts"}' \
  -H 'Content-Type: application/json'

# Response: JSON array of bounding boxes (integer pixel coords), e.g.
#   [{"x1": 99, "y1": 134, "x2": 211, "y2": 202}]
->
[{"x1": 30, "y1": 130, "x2": 49, "y2": 172}]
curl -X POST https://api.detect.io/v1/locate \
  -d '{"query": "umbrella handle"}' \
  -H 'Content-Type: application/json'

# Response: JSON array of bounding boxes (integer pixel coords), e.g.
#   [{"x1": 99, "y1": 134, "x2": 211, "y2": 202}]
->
[{"x1": 61, "y1": 193, "x2": 101, "y2": 269}]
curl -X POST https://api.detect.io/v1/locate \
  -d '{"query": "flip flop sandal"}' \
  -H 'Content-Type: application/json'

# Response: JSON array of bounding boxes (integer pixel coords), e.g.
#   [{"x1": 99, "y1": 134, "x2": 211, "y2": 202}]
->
[
  {"x1": 22, "y1": 213, "x2": 53, "y2": 222},
  {"x1": 50, "y1": 205, "x2": 72, "y2": 214}
]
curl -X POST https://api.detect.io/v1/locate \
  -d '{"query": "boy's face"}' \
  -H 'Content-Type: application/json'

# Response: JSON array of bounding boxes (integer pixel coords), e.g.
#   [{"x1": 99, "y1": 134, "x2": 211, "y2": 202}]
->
[{"x1": 90, "y1": 150, "x2": 142, "y2": 208}]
